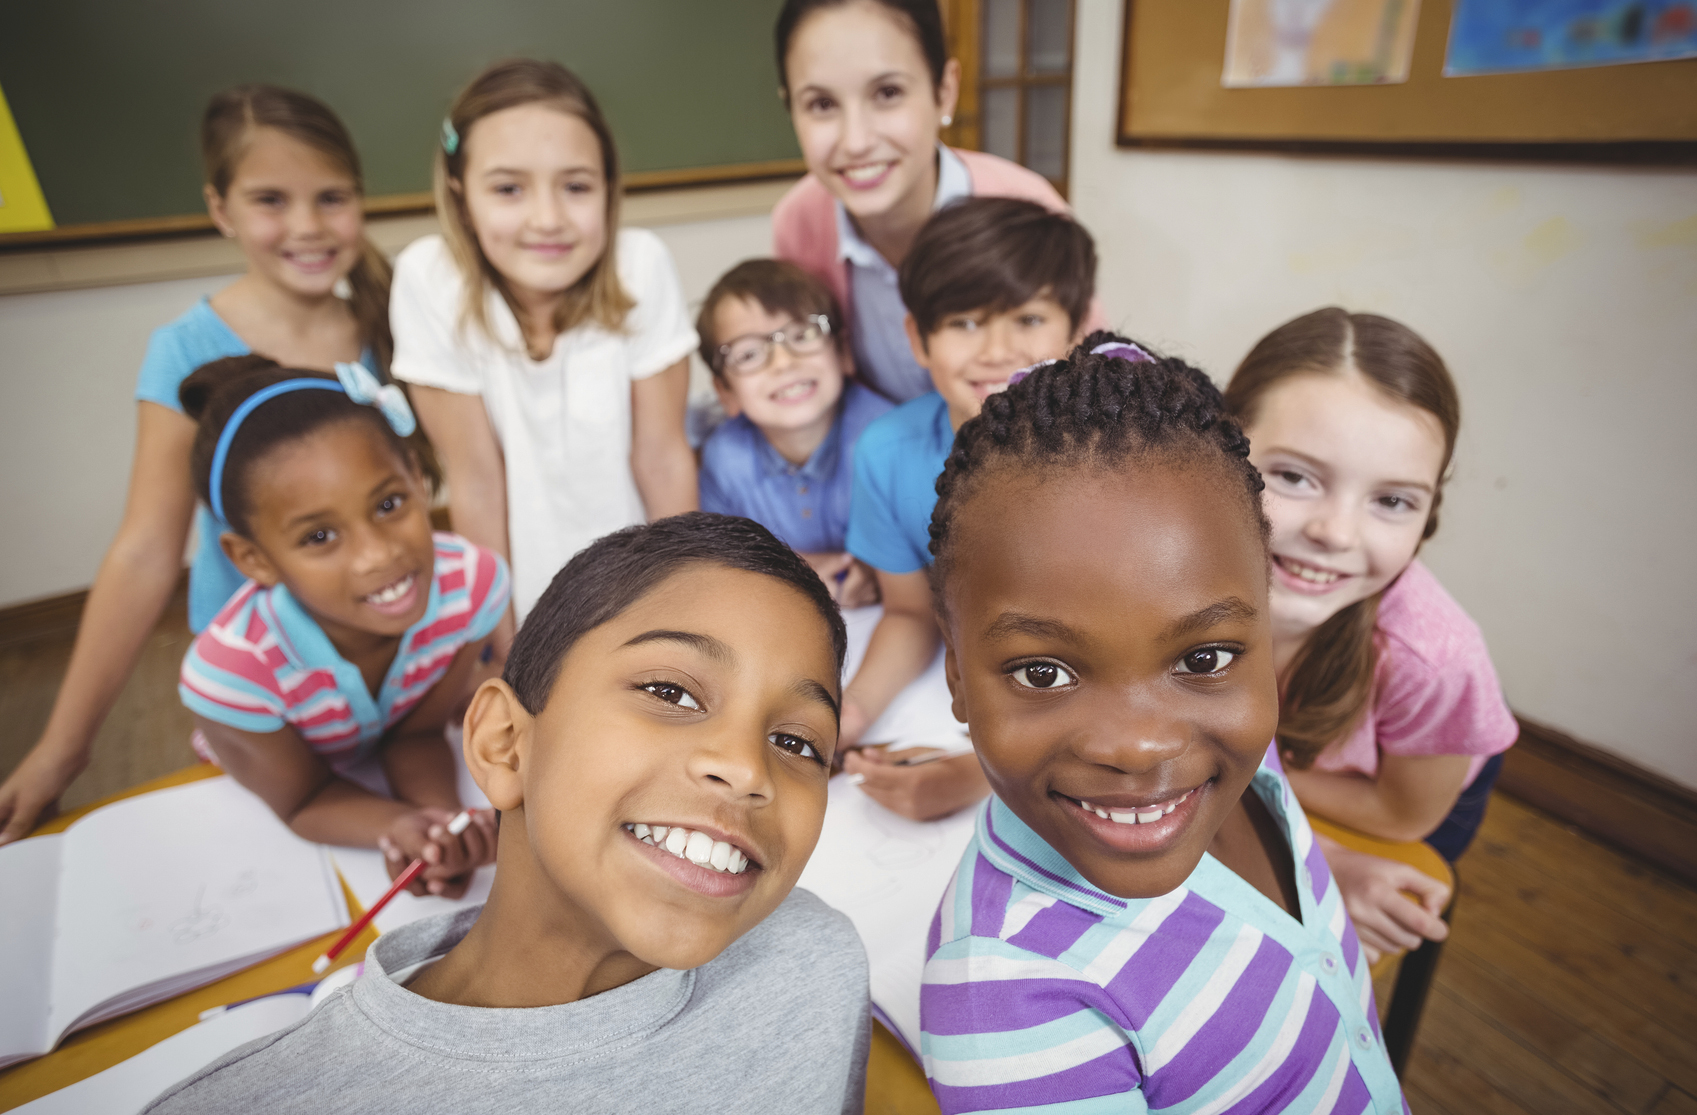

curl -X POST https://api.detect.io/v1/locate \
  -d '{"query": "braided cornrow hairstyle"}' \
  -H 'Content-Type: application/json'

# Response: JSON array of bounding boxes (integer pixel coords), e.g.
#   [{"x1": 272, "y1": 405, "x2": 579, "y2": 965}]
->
[{"x1": 928, "y1": 332, "x2": 1268, "y2": 606}]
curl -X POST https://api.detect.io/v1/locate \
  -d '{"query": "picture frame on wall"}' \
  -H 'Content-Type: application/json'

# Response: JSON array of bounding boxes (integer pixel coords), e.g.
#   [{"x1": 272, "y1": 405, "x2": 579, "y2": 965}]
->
[{"x1": 1116, "y1": 0, "x2": 1697, "y2": 162}]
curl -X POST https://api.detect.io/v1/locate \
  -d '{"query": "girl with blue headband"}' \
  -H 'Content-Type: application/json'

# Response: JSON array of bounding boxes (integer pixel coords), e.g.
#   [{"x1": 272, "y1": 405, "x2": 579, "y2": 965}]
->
[
  {"x1": 175, "y1": 356, "x2": 508, "y2": 893},
  {"x1": 0, "y1": 85, "x2": 407, "y2": 844}
]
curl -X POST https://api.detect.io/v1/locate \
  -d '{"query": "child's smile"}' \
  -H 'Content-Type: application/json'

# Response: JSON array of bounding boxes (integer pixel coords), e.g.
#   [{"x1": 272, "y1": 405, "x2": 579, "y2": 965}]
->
[
  {"x1": 461, "y1": 563, "x2": 841, "y2": 991},
  {"x1": 940, "y1": 464, "x2": 1279, "y2": 899},
  {"x1": 225, "y1": 421, "x2": 434, "y2": 651},
  {"x1": 622, "y1": 819, "x2": 760, "y2": 897}
]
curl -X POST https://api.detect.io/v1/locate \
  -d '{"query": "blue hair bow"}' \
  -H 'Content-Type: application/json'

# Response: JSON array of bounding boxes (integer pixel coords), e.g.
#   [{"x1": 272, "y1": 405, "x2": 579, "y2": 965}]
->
[{"x1": 335, "y1": 362, "x2": 418, "y2": 438}]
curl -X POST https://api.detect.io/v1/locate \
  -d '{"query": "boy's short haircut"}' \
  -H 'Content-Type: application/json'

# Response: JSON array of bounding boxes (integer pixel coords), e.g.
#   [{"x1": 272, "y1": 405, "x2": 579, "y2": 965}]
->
[
  {"x1": 695, "y1": 258, "x2": 847, "y2": 381},
  {"x1": 898, "y1": 196, "x2": 1097, "y2": 339},
  {"x1": 503, "y1": 512, "x2": 848, "y2": 715}
]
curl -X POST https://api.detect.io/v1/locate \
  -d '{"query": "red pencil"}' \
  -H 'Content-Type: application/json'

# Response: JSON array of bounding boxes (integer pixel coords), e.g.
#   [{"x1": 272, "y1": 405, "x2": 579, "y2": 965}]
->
[{"x1": 312, "y1": 810, "x2": 474, "y2": 975}]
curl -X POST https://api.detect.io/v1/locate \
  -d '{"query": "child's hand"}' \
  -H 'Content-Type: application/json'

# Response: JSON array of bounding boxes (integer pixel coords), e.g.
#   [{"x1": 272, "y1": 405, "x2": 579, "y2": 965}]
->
[
  {"x1": 379, "y1": 808, "x2": 499, "y2": 899},
  {"x1": 1321, "y1": 840, "x2": 1450, "y2": 964},
  {"x1": 0, "y1": 744, "x2": 83, "y2": 845},
  {"x1": 804, "y1": 553, "x2": 881, "y2": 609},
  {"x1": 836, "y1": 558, "x2": 881, "y2": 609},
  {"x1": 843, "y1": 747, "x2": 989, "y2": 822}
]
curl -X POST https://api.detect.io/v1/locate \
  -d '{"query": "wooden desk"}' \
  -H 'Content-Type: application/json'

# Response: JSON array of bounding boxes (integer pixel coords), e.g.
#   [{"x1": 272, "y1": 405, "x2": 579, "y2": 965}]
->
[{"x1": 0, "y1": 766, "x2": 378, "y2": 1112}]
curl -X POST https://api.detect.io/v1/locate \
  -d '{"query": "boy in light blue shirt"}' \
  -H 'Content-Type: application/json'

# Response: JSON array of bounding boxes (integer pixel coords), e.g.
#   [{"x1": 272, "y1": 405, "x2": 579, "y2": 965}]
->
[
  {"x1": 838, "y1": 197, "x2": 1099, "y2": 820},
  {"x1": 697, "y1": 259, "x2": 892, "y2": 607}
]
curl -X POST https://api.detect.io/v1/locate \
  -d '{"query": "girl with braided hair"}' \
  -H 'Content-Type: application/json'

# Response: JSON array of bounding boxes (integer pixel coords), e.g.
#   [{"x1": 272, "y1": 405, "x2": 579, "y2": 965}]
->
[
  {"x1": 917, "y1": 336, "x2": 1406, "y2": 1113},
  {"x1": 1225, "y1": 308, "x2": 1515, "y2": 965}
]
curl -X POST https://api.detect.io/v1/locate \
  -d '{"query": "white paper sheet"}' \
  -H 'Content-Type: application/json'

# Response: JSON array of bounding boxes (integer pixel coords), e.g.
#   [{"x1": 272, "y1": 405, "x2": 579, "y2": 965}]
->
[
  {"x1": 801, "y1": 606, "x2": 980, "y2": 1049},
  {"x1": 15, "y1": 993, "x2": 314, "y2": 1115},
  {"x1": 841, "y1": 605, "x2": 972, "y2": 756},
  {"x1": 0, "y1": 834, "x2": 63, "y2": 1065},
  {"x1": 798, "y1": 777, "x2": 977, "y2": 1049}
]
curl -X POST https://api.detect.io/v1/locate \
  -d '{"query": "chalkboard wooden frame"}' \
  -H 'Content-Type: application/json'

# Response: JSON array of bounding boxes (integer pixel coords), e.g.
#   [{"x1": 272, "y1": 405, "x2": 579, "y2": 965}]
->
[
  {"x1": 1115, "y1": 0, "x2": 1697, "y2": 164},
  {"x1": 0, "y1": 158, "x2": 805, "y2": 251}
]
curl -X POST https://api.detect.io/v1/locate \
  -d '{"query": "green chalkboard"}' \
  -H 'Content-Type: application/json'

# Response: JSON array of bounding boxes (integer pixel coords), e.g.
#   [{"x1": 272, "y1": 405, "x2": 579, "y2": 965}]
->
[{"x1": 0, "y1": 0, "x2": 800, "y2": 230}]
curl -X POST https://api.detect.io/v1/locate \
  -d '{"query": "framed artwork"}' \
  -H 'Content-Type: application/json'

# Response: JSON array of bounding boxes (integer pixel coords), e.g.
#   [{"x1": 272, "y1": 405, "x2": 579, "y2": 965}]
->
[{"x1": 1116, "y1": 0, "x2": 1697, "y2": 161}]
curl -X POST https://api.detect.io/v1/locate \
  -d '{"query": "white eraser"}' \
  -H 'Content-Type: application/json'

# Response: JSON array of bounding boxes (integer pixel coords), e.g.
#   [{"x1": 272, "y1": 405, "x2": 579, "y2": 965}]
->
[
  {"x1": 447, "y1": 810, "x2": 473, "y2": 836},
  {"x1": 311, "y1": 955, "x2": 331, "y2": 975}
]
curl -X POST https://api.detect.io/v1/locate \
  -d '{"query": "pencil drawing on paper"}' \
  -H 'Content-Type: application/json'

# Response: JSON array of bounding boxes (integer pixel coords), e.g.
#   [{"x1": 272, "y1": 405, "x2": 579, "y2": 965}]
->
[{"x1": 171, "y1": 883, "x2": 230, "y2": 944}]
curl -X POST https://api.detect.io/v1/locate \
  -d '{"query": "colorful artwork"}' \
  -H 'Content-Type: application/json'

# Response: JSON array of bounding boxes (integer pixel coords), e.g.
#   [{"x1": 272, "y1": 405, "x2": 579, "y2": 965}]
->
[
  {"x1": 0, "y1": 83, "x2": 54, "y2": 234},
  {"x1": 1446, "y1": 0, "x2": 1697, "y2": 74},
  {"x1": 1223, "y1": 0, "x2": 1423, "y2": 86}
]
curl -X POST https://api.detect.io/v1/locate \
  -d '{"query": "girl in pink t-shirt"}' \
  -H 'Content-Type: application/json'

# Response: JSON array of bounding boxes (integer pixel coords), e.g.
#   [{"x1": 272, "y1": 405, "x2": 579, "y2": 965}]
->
[{"x1": 1225, "y1": 308, "x2": 1517, "y2": 963}]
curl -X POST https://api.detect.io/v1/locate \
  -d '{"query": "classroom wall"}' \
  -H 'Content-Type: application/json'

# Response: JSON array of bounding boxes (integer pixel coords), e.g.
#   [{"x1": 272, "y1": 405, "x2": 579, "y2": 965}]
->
[
  {"x1": 1071, "y1": 0, "x2": 1697, "y2": 788},
  {"x1": 0, "y1": 207, "x2": 773, "y2": 611}
]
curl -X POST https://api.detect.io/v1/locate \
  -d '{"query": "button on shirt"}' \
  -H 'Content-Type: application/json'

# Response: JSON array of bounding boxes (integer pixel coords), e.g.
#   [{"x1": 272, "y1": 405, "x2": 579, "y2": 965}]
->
[
  {"x1": 699, "y1": 382, "x2": 893, "y2": 553},
  {"x1": 837, "y1": 146, "x2": 971, "y2": 403},
  {"x1": 919, "y1": 747, "x2": 1408, "y2": 1115}
]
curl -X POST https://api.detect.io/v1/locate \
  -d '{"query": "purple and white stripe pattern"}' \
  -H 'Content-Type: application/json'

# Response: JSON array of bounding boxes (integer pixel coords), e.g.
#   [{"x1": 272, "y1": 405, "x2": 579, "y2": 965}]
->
[{"x1": 919, "y1": 748, "x2": 1408, "y2": 1114}]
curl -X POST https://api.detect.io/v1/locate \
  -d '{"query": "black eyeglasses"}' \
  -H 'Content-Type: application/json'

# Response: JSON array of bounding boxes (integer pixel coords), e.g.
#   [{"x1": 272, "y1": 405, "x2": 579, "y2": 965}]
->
[{"x1": 715, "y1": 315, "x2": 833, "y2": 376}]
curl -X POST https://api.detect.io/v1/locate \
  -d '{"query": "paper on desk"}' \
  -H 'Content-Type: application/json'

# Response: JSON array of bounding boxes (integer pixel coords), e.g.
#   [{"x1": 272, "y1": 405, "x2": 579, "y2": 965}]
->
[
  {"x1": 15, "y1": 993, "x2": 314, "y2": 1114},
  {"x1": 0, "y1": 776, "x2": 347, "y2": 1067},
  {"x1": 798, "y1": 775, "x2": 978, "y2": 1051},
  {"x1": 841, "y1": 605, "x2": 972, "y2": 757}
]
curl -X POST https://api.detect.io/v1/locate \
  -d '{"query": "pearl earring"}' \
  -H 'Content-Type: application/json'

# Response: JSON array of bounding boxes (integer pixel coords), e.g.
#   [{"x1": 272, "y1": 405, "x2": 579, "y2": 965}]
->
[{"x1": 941, "y1": 114, "x2": 953, "y2": 126}]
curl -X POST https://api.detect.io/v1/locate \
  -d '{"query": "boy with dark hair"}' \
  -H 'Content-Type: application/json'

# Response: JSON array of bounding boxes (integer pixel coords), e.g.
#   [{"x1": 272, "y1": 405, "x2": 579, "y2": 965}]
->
[
  {"x1": 837, "y1": 196, "x2": 1098, "y2": 821},
  {"x1": 147, "y1": 513, "x2": 871, "y2": 1115},
  {"x1": 696, "y1": 259, "x2": 893, "y2": 608}
]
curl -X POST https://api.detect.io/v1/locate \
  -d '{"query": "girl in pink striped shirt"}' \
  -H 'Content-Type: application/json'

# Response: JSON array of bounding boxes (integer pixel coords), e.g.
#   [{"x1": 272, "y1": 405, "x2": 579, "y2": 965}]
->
[{"x1": 177, "y1": 356, "x2": 508, "y2": 897}]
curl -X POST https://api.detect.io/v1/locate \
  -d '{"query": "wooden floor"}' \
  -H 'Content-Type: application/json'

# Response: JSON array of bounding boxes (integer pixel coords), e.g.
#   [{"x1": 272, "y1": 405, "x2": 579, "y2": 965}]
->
[{"x1": 2, "y1": 605, "x2": 1694, "y2": 1112}]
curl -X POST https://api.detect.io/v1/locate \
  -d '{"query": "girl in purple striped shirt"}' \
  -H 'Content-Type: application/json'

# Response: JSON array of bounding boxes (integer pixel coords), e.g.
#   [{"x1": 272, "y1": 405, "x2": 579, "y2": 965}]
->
[{"x1": 917, "y1": 336, "x2": 1405, "y2": 1113}]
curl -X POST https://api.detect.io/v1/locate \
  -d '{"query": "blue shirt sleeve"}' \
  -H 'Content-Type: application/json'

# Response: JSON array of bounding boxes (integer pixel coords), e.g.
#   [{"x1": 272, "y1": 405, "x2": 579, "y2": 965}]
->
[
  {"x1": 698, "y1": 436, "x2": 748, "y2": 520},
  {"x1": 135, "y1": 325, "x2": 192, "y2": 411},
  {"x1": 845, "y1": 424, "x2": 931, "y2": 575}
]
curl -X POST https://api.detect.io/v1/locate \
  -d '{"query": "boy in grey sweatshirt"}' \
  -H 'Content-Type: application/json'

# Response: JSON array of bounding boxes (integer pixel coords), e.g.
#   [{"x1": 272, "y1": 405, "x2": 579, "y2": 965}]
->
[{"x1": 147, "y1": 514, "x2": 870, "y2": 1114}]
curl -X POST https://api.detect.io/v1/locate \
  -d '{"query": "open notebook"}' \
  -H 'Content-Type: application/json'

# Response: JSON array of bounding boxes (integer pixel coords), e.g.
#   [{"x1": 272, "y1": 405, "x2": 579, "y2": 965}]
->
[
  {"x1": 796, "y1": 606, "x2": 980, "y2": 1050},
  {"x1": 0, "y1": 776, "x2": 348, "y2": 1068}
]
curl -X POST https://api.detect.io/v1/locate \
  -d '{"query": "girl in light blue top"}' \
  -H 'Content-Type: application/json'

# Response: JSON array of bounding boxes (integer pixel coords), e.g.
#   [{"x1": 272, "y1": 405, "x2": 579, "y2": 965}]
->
[{"x1": 0, "y1": 84, "x2": 396, "y2": 844}]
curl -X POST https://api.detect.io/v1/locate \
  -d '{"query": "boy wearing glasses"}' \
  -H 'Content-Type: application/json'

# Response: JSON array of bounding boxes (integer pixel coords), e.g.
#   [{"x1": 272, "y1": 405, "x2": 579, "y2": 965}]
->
[
  {"x1": 836, "y1": 197, "x2": 1098, "y2": 822},
  {"x1": 696, "y1": 259, "x2": 893, "y2": 608}
]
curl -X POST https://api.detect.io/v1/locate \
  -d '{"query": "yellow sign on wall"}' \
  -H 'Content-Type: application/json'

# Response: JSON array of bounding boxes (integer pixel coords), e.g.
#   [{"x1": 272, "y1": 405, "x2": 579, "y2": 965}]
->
[{"x1": 0, "y1": 83, "x2": 54, "y2": 234}]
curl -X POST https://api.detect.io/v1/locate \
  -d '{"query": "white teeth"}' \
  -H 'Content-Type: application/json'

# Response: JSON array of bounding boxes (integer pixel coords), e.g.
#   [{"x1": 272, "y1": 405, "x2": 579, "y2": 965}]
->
[
  {"x1": 1085, "y1": 788, "x2": 1195, "y2": 825},
  {"x1": 625, "y1": 823, "x2": 751, "y2": 876},
  {"x1": 842, "y1": 162, "x2": 892, "y2": 183},
  {"x1": 1282, "y1": 558, "x2": 1340, "y2": 584},
  {"x1": 366, "y1": 574, "x2": 414, "y2": 605}
]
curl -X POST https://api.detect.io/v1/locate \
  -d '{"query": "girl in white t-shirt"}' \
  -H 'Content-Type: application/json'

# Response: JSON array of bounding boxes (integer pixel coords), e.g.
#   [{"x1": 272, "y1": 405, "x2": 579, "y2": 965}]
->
[{"x1": 392, "y1": 59, "x2": 699, "y2": 621}]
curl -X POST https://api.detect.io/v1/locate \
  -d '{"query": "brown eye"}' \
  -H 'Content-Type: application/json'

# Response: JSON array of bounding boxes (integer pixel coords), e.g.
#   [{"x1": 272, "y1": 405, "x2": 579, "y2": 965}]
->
[
  {"x1": 1012, "y1": 662, "x2": 1074, "y2": 689},
  {"x1": 641, "y1": 682, "x2": 701, "y2": 710},
  {"x1": 1176, "y1": 649, "x2": 1236, "y2": 675}
]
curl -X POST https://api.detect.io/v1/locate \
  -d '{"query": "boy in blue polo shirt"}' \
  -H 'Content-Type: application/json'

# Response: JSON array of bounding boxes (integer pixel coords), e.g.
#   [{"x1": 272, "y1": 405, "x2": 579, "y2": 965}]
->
[
  {"x1": 697, "y1": 259, "x2": 893, "y2": 608},
  {"x1": 839, "y1": 197, "x2": 1099, "y2": 820}
]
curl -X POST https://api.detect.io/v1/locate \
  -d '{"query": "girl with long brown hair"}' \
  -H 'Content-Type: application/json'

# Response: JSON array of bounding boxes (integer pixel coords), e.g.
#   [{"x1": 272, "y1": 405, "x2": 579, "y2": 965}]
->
[
  {"x1": 0, "y1": 85, "x2": 396, "y2": 843},
  {"x1": 390, "y1": 59, "x2": 698, "y2": 624},
  {"x1": 1225, "y1": 307, "x2": 1517, "y2": 963}
]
